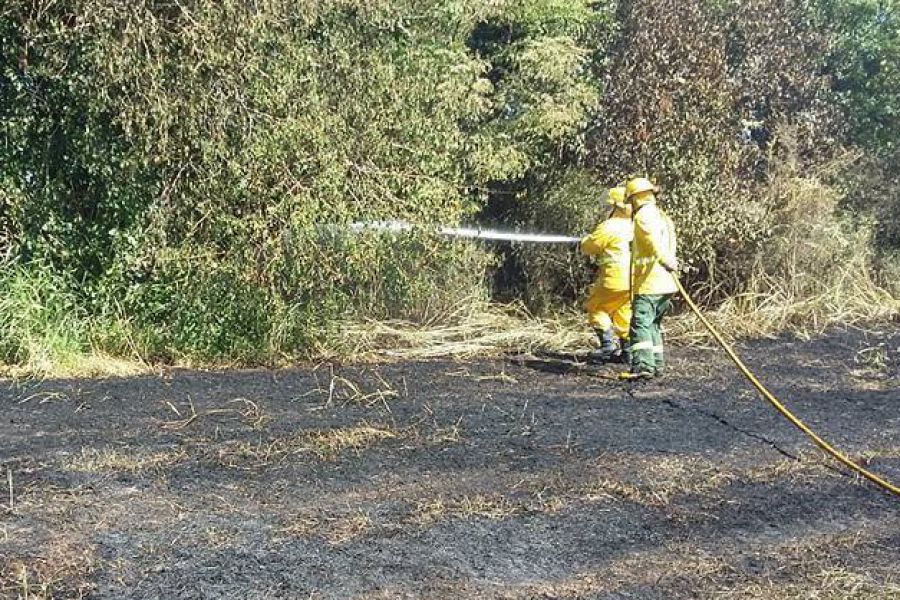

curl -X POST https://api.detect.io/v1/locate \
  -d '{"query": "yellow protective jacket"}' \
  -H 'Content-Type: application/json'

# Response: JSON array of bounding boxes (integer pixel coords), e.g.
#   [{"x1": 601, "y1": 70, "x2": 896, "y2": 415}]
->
[
  {"x1": 632, "y1": 203, "x2": 678, "y2": 295},
  {"x1": 580, "y1": 215, "x2": 633, "y2": 292}
]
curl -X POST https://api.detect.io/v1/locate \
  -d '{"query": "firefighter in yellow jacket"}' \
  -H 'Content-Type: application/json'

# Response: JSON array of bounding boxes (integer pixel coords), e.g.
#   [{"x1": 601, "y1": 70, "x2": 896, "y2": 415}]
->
[
  {"x1": 580, "y1": 186, "x2": 633, "y2": 361},
  {"x1": 624, "y1": 177, "x2": 679, "y2": 378}
]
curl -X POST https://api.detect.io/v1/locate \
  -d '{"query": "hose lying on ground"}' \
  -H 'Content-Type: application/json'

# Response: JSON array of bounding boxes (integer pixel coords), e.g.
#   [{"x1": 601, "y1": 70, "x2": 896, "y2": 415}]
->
[{"x1": 673, "y1": 277, "x2": 900, "y2": 498}]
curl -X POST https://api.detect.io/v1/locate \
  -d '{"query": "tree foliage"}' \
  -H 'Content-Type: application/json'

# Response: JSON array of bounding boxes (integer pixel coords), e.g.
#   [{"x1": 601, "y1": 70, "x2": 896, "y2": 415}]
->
[
  {"x1": 0, "y1": 0, "x2": 897, "y2": 362},
  {"x1": 818, "y1": 0, "x2": 900, "y2": 153}
]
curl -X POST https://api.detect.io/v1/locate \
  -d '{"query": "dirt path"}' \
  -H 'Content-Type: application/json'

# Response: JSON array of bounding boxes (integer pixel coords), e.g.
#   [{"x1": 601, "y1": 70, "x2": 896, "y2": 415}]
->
[{"x1": 1, "y1": 327, "x2": 898, "y2": 599}]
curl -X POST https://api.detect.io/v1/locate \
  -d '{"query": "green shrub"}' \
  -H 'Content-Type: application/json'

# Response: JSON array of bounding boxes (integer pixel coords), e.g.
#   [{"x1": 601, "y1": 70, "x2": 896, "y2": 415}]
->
[{"x1": 0, "y1": 260, "x2": 89, "y2": 370}]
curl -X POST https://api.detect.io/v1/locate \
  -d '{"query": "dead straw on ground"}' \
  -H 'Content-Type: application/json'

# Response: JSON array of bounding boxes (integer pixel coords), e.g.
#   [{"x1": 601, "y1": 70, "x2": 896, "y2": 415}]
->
[
  {"x1": 321, "y1": 282, "x2": 898, "y2": 362},
  {"x1": 325, "y1": 299, "x2": 592, "y2": 361}
]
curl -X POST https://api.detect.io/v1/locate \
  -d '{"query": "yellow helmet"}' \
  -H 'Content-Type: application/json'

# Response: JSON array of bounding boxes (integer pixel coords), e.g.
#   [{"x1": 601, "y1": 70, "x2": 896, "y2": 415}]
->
[
  {"x1": 625, "y1": 177, "x2": 658, "y2": 200},
  {"x1": 605, "y1": 186, "x2": 627, "y2": 208}
]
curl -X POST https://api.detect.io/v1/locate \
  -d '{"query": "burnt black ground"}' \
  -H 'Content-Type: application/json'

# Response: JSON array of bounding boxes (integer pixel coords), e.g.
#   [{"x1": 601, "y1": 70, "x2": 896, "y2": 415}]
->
[{"x1": 1, "y1": 327, "x2": 898, "y2": 599}]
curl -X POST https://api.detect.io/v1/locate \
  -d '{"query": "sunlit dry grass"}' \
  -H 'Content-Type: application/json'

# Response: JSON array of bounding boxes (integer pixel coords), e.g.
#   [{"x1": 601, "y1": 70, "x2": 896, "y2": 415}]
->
[
  {"x1": 303, "y1": 425, "x2": 399, "y2": 459},
  {"x1": 411, "y1": 495, "x2": 523, "y2": 526},
  {"x1": 1, "y1": 537, "x2": 97, "y2": 600},
  {"x1": 64, "y1": 447, "x2": 187, "y2": 474},
  {"x1": 279, "y1": 510, "x2": 374, "y2": 545},
  {"x1": 325, "y1": 300, "x2": 591, "y2": 361}
]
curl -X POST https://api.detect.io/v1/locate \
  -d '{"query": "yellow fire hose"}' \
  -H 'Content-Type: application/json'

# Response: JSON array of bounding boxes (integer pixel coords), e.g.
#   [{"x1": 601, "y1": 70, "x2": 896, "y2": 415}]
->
[{"x1": 673, "y1": 277, "x2": 900, "y2": 498}]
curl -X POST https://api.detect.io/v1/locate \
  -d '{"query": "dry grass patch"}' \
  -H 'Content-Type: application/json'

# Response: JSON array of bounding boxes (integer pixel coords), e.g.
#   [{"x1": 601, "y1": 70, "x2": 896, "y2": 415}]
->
[
  {"x1": 716, "y1": 570, "x2": 900, "y2": 600},
  {"x1": 0, "y1": 538, "x2": 97, "y2": 600},
  {"x1": 738, "y1": 451, "x2": 841, "y2": 486},
  {"x1": 493, "y1": 549, "x2": 733, "y2": 600},
  {"x1": 329, "y1": 371, "x2": 401, "y2": 407},
  {"x1": 327, "y1": 301, "x2": 591, "y2": 361},
  {"x1": 299, "y1": 367, "x2": 405, "y2": 408},
  {"x1": 858, "y1": 447, "x2": 900, "y2": 463},
  {"x1": 279, "y1": 510, "x2": 374, "y2": 545},
  {"x1": 577, "y1": 451, "x2": 873, "y2": 512},
  {"x1": 427, "y1": 423, "x2": 462, "y2": 445},
  {"x1": 580, "y1": 477, "x2": 665, "y2": 507},
  {"x1": 412, "y1": 495, "x2": 522, "y2": 526},
  {"x1": 0, "y1": 352, "x2": 149, "y2": 380},
  {"x1": 302, "y1": 425, "x2": 400, "y2": 459},
  {"x1": 6, "y1": 481, "x2": 94, "y2": 520},
  {"x1": 160, "y1": 397, "x2": 270, "y2": 430},
  {"x1": 849, "y1": 343, "x2": 897, "y2": 389},
  {"x1": 493, "y1": 527, "x2": 899, "y2": 600},
  {"x1": 197, "y1": 525, "x2": 241, "y2": 550},
  {"x1": 63, "y1": 447, "x2": 187, "y2": 474},
  {"x1": 579, "y1": 456, "x2": 736, "y2": 509},
  {"x1": 213, "y1": 439, "x2": 290, "y2": 469},
  {"x1": 410, "y1": 487, "x2": 569, "y2": 527},
  {"x1": 711, "y1": 528, "x2": 900, "y2": 599},
  {"x1": 210, "y1": 423, "x2": 407, "y2": 469},
  {"x1": 320, "y1": 279, "x2": 894, "y2": 363}
]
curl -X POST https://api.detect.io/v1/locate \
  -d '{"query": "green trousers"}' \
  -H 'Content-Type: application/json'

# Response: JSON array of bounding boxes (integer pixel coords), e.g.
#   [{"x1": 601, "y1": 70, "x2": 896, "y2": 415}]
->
[{"x1": 629, "y1": 294, "x2": 673, "y2": 374}]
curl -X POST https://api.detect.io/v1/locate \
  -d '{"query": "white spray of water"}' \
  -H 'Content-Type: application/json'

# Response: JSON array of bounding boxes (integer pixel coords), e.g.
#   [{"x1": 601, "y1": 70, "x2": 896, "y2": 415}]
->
[{"x1": 348, "y1": 220, "x2": 581, "y2": 245}]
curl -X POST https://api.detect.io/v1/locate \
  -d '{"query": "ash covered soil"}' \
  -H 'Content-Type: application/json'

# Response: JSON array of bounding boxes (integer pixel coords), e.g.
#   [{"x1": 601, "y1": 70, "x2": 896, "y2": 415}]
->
[{"x1": 1, "y1": 328, "x2": 899, "y2": 599}]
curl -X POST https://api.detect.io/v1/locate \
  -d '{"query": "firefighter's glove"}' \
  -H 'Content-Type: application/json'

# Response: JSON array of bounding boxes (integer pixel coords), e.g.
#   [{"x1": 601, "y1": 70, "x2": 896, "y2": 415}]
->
[{"x1": 660, "y1": 257, "x2": 680, "y2": 273}]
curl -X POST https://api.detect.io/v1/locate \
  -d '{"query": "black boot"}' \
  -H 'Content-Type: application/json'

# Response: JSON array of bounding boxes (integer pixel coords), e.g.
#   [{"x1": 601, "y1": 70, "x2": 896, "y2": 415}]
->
[
  {"x1": 590, "y1": 328, "x2": 618, "y2": 362},
  {"x1": 618, "y1": 341, "x2": 632, "y2": 365}
]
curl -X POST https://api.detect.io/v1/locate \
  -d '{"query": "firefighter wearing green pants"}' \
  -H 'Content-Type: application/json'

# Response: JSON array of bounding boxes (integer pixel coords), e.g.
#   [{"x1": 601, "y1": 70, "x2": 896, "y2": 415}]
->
[
  {"x1": 630, "y1": 294, "x2": 673, "y2": 374},
  {"x1": 623, "y1": 177, "x2": 679, "y2": 378}
]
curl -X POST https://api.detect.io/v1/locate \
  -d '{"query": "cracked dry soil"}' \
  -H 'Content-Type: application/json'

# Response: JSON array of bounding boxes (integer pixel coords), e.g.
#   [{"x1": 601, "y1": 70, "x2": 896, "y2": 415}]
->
[{"x1": 1, "y1": 327, "x2": 899, "y2": 599}]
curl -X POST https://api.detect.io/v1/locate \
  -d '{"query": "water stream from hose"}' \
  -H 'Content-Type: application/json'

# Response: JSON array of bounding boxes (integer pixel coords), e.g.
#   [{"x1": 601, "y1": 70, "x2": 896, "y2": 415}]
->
[{"x1": 349, "y1": 220, "x2": 581, "y2": 245}]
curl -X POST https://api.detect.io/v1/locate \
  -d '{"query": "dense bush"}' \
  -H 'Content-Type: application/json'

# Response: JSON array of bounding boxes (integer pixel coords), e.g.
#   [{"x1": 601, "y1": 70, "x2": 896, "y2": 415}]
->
[
  {"x1": 1, "y1": 0, "x2": 897, "y2": 367},
  {"x1": 503, "y1": 0, "x2": 899, "y2": 303},
  {"x1": 562, "y1": 0, "x2": 836, "y2": 293}
]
